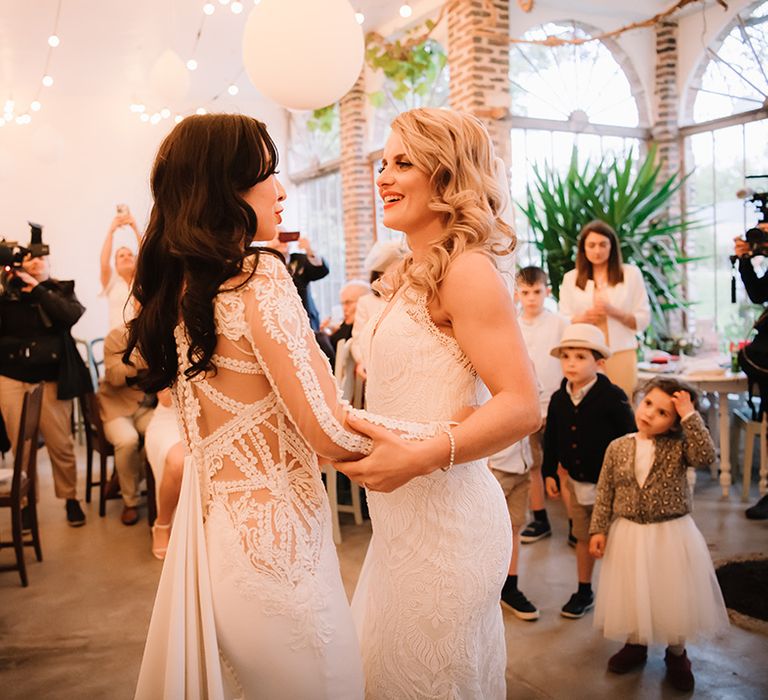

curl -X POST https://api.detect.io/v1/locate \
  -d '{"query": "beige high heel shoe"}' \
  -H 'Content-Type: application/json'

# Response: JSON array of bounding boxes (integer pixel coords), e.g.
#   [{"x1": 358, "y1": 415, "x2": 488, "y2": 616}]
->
[{"x1": 151, "y1": 522, "x2": 172, "y2": 560}]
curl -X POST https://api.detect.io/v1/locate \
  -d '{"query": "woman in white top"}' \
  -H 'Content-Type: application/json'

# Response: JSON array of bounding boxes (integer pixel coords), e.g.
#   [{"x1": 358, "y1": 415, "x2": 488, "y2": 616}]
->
[
  {"x1": 99, "y1": 210, "x2": 141, "y2": 329},
  {"x1": 558, "y1": 220, "x2": 651, "y2": 398}
]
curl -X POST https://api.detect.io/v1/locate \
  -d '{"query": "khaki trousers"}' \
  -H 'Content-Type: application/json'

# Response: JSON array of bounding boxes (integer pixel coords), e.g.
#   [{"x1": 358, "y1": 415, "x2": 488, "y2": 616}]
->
[
  {"x1": 103, "y1": 407, "x2": 153, "y2": 507},
  {"x1": 0, "y1": 375, "x2": 78, "y2": 500},
  {"x1": 603, "y1": 349, "x2": 638, "y2": 401}
]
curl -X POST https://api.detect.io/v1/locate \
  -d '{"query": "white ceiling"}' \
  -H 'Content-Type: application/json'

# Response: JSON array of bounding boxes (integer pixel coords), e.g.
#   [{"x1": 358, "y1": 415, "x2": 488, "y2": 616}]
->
[{"x1": 0, "y1": 0, "x2": 720, "y2": 117}]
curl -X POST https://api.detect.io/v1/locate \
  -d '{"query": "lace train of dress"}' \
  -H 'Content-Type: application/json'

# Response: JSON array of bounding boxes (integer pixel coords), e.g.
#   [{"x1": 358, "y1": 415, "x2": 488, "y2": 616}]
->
[
  {"x1": 135, "y1": 254, "x2": 441, "y2": 700},
  {"x1": 352, "y1": 292, "x2": 512, "y2": 699}
]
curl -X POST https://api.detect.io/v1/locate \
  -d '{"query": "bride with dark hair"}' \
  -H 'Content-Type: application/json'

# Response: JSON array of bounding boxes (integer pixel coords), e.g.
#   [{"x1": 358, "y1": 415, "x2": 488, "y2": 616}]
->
[{"x1": 128, "y1": 114, "x2": 447, "y2": 699}]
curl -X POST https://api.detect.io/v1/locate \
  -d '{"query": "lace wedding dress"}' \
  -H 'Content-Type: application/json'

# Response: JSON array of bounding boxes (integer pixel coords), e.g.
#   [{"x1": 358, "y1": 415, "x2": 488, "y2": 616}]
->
[
  {"x1": 135, "y1": 254, "x2": 439, "y2": 700},
  {"x1": 352, "y1": 290, "x2": 512, "y2": 699}
]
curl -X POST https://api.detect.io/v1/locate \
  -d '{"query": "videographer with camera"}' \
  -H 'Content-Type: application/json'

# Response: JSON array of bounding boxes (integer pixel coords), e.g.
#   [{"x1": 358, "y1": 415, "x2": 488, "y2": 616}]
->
[
  {"x1": 0, "y1": 226, "x2": 89, "y2": 527},
  {"x1": 733, "y1": 186, "x2": 768, "y2": 521}
]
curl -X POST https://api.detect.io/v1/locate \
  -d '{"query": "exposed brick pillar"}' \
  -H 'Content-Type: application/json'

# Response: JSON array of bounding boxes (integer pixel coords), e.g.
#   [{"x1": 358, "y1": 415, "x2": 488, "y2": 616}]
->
[
  {"x1": 447, "y1": 0, "x2": 511, "y2": 168},
  {"x1": 339, "y1": 71, "x2": 375, "y2": 280},
  {"x1": 652, "y1": 19, "x2": 681, "y2": 180}
]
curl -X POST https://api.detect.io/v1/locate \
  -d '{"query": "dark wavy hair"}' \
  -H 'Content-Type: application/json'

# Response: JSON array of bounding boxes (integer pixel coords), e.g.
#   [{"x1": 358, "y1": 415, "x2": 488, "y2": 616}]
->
[
  {"x1": 575, "y1": 219, "x2": 624, "y2": 290},
  {"x1": 124, "y1": 113, "x2": 279, "y2": 392}
]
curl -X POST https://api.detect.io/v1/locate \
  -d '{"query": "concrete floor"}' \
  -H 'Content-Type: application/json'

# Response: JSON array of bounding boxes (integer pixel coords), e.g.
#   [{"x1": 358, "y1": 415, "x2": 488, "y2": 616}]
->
[{"x1": 1, "y1": 446, "x2": 766, "y2": 700}]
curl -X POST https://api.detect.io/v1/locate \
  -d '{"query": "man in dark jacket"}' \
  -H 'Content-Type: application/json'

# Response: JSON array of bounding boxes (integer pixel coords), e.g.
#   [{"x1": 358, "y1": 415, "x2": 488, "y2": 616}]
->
[
  {"x1": 734, "y1": 230, "x2": 768, "y2": 520},
  {"x1": 0, "y1": 254, "x2": 87, "y2": 526},
  {"x1": 268, "y1": 234, "x2": 329, "y2": 331}
]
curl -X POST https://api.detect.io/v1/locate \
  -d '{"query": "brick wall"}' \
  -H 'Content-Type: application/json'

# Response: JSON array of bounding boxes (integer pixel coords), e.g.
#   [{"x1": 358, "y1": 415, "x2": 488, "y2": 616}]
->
[
  {"x1": 339, "y1": 71, "x2": 375, "y2": 280},
  {"x1": 447, "y1": 0, "x2": 511, "y2": 167},
  {"x1": 652, "y1": 19, "x2": 681, "y2": 180}
]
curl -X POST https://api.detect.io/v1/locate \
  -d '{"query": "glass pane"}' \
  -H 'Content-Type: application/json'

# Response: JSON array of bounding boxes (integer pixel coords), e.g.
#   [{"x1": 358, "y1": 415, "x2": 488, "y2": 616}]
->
[
  {"x1": 692, "y1": 1, "x2": 768, "y2": 122},
  {"x1": 510, "y1": 22, "x2": 639, "y2": 127},
  {"x1": 294, "y1": 171, "x2": 346, "y2": 320},
  {"x1": 287, "y1": 106, "x2": 341, "y2": 174}
]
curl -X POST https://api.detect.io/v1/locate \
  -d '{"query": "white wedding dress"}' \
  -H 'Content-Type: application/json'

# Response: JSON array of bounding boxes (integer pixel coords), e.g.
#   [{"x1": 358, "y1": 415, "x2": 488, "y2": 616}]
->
[
  {"x1": 353, "y1": 290, "x2": 512, "y2": 699},
  {"x1": 135, "y1": 254, "x2": 439, "y2": 700}
]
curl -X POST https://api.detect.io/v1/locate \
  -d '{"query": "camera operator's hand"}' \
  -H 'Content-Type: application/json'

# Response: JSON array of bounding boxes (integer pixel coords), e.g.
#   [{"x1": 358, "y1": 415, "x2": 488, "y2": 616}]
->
[
  {"x1": 734, "y1": 236, "x2": 750, "y2": 258},
  {"x1": 13, "y1": 269, "x2": 39, "y2": 292}
]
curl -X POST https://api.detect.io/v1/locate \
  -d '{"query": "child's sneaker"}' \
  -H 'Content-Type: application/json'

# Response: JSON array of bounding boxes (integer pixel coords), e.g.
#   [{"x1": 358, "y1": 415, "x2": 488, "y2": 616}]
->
[
  {"x1": 607, "y1": 643, "x2": 647, "y2": 674},
  {"x1": 501, "y1": 588, "x2": 540, "y2": 621},
  {"x1": 560, "y1": 591, "x2": 594, "y2": 618},
  {"x1": 520, "y1": 519, "x2": 551, "y2": 543},
  {"x1": 664, "y1": 648, "x2": 694, "y2": 691}
]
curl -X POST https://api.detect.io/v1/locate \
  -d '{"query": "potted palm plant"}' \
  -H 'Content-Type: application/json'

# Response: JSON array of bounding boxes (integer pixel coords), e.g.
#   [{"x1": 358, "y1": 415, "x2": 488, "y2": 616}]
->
[{"x1": 519, "y1": 145, "x2": 695, "y2": 341}]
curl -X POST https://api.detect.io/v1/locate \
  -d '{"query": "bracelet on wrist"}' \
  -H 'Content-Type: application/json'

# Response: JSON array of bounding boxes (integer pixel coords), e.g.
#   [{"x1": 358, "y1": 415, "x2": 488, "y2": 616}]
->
[{"x1": 441, "y1": 427, "x2": 455, "y2": 472}]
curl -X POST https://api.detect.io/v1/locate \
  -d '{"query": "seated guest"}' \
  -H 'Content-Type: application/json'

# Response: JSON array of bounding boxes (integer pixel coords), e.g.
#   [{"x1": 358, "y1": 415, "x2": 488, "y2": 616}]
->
[
  {"x1": 145, "y1": 389, "x2": 184, "y2": 560},
  {"x1": 322, "y1": 280, "x2": 370, "y2": 351},
  {"x1": 98, "y1": 325, "x2": 154, "y2": 525}
]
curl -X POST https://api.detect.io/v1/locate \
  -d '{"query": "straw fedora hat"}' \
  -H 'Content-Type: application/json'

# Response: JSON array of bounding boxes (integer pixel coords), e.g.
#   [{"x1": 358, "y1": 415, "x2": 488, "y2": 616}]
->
[{"x1": 550, "y1": 323, "x2": 612, "y2": 359}]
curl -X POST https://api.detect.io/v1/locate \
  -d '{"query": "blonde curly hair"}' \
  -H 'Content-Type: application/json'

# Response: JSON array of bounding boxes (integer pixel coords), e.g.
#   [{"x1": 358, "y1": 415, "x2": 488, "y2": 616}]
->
[{"x1": 380, "y1": 108, "x2": 516, "y2": 301}]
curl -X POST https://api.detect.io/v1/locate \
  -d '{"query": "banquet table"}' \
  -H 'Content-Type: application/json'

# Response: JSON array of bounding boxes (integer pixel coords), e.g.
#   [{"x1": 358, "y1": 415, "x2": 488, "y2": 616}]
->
[{"x1": 637, "y1": 367, "x2": 749, "y2": 498}]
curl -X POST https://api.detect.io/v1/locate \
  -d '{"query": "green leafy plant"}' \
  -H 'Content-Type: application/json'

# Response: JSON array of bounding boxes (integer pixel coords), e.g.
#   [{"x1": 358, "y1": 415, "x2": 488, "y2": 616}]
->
[
  {"x1": 306, "y1": 104, "x2": 338, "y2": 134},
  {"x1": 365, "y1": 31, "x2": 447, "y2": 110},
  {"x1": 519, "y1": 145, "x2": 696, "y2": 340}
]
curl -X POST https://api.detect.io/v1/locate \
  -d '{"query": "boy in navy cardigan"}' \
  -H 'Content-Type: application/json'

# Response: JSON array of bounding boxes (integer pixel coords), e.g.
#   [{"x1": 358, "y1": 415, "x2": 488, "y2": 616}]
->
[{"x1": 542, "y1": 324, "x2": 636, "y2": 619}]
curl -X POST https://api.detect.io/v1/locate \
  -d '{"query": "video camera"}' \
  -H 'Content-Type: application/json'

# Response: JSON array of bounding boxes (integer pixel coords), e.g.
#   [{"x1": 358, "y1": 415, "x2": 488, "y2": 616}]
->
[
  {"x1": 0, "y1": 222, "x2": 50, "y2": 295},
  {"x1": 736, "y1": 176, "x2": 768, "y2": 258}
]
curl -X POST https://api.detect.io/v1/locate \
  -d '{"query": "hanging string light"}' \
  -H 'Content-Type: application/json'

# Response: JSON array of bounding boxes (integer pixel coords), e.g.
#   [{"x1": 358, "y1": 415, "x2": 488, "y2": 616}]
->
[{"x1": 3, "y1": 0, "x2": 64, "y2": 127}]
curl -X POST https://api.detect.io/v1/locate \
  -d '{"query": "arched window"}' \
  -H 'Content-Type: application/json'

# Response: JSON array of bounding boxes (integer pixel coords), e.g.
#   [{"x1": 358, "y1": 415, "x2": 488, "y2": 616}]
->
[
  {"x1": 683, "y1": 0, "x2": 768, "y2": 332},
  {"x1": 508, "y1": 21, "x2": 649, "y2": 264}
]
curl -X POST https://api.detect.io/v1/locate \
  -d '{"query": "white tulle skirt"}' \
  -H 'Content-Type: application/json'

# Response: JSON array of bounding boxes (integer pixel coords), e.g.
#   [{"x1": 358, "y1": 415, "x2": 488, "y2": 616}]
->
[{"x1": 594, "y1": 515, "x2": 729, "y2": 646}]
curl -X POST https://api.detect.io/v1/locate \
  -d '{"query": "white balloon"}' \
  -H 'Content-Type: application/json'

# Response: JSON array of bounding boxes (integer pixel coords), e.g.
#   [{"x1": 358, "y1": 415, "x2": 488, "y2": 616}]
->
[
  {"x1": 149, "y1": 49, "x2": 190, "y2": 104},
  {"x1": 242, "y1": 0, "x2": 364, "y2": 111}
]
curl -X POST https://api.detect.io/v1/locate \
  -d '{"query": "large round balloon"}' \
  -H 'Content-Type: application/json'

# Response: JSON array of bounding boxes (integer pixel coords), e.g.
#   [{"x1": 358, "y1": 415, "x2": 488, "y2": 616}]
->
[{"x1": 242, "y1": 0, "x2": 364, "y2": 111}]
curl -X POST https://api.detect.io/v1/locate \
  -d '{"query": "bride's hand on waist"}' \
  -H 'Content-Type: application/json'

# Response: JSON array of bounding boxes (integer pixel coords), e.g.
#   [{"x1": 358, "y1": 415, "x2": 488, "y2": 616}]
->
[{"x1": 332, "y1": 415, "x2": 448, "y2": 493}]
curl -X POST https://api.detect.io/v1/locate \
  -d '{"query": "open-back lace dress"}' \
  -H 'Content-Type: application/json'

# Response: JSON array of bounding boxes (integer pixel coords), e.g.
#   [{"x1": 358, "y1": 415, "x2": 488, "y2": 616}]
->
[{"x1": 134, "y1": 253, "x2": 439, "y2": 700}]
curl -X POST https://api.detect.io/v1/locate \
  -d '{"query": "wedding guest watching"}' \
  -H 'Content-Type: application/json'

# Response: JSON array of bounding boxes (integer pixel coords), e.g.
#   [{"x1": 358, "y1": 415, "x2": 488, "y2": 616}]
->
[
  {"x1": 558, "y1": 220, "x2": 651, "y2": 398},
  {"x1": 98, "y1": 324, "x2": 154, "y2": 526},
  {"x1": 100, "y1": 207, "x2": 141, "y2": 330},
  {"x1": 543, "y1": 323, "x2": 635, "y2": 619},
  {"x1": 321, "y1": 280, "x2": 370, "y2": 351},
  {"x1": 267, "y1": 232, "x2": 328, "y2": 331},
  {"x1": 144, "y1": 389, "x2": 183, "y2": 560},
  {"x1": 0, "y1": 252, "x2": 87, "y2": 526},
  {"x1": 515, "y1": 266, "x2": 568, "y2": 546}
]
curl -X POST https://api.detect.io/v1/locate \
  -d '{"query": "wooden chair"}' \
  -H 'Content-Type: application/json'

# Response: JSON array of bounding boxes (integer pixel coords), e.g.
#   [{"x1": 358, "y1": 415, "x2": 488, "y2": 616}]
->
[
  {"x1": 80, "y1": 392, "x2": 119, "y2": 517},
  {"x1": 0, "y1": 383, "x2": 44, "y2": 587}
]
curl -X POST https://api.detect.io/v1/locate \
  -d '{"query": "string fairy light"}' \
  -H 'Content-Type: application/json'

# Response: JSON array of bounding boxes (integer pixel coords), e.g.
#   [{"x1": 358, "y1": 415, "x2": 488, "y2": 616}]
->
[
  {"x1": 3, "y1": 0, "x2": 64, "y2": 127},
  {"x1": 132, "y1": 0, "x2": 249, "y2": 129}
]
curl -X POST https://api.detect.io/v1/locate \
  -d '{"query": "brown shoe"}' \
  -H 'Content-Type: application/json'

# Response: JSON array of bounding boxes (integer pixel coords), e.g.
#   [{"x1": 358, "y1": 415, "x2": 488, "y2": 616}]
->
[
  {"x1": 665, "y1": 648, "x2": 694, "y2": 692},
  {"x1": 121, "y1": 506, "x2": 140, "y2": 526},
  {"x1": 607, "y1": 643, "x2": 648, "y2": 674}
]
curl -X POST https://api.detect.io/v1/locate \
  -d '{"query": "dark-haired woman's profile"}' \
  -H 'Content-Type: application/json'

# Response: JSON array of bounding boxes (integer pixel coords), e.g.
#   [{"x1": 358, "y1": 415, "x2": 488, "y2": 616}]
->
[{"x1": 129, "y1": 114, "x2": 445, "y2": 699}]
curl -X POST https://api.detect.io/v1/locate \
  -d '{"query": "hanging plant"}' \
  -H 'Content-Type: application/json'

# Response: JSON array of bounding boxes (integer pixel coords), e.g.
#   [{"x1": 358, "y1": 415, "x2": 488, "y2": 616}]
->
[
  {"x1": 306, "y1": 103, "x2": 338, "y2": 133},
  {"x1": 365, "y1": 22, "x2": 448, "y2": 111}
]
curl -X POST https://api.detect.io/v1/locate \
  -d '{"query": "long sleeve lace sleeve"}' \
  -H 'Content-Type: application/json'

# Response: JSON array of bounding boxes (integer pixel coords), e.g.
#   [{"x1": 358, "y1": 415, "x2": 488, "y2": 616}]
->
[{"x1": 241, "y1": 255, "x2": 443, "y2": 462}]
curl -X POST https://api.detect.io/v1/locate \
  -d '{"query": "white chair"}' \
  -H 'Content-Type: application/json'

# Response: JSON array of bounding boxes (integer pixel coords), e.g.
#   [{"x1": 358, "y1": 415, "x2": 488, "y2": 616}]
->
[
  {"x1": 322, "y1": 462, "x2": 363, "y2": 545},
  {"x1": 733, "y1": 406, "x2": 768, "y2": 502}
]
